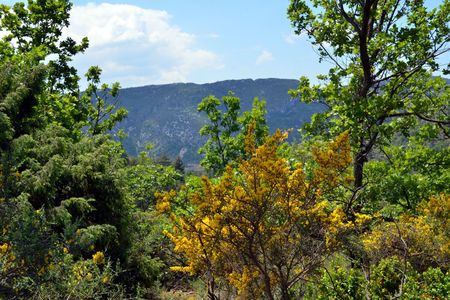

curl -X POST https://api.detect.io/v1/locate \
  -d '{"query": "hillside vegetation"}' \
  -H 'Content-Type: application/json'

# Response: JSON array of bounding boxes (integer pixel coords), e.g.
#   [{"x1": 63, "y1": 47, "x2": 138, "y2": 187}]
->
[{"x1": 117, "y1": 79, "x2": 322, "y2": 164}]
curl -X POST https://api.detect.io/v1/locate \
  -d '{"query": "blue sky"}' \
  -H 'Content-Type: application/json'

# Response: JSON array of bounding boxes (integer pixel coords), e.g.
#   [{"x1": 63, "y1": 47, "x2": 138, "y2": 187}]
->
[
  {"x1": 3, "y1": 0, "x2": 332, "y2": 87},
  {"x1": 2, "y1": 0, "x2": 448, "y2": 88}
]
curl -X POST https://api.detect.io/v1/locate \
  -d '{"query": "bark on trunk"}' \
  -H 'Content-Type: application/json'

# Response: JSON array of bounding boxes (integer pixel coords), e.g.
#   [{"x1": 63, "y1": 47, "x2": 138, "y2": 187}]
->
[{"x1": 354, "y1": 152, "x2": 365, "y2": 191}]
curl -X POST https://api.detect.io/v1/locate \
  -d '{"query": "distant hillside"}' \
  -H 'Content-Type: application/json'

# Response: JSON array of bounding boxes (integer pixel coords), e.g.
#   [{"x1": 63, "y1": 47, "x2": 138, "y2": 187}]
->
[{"x1": 116, "y1": 78, "x2": 323, "y2": 164}]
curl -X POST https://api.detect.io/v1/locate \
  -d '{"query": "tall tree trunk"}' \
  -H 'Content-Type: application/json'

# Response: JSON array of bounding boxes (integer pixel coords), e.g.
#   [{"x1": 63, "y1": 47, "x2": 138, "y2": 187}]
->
[
  {"x1": 351, "y1": 132, "x2": 379, "y2": 214},
  {"x1": 354, "y1": 151, "x2": 365, "y2": 191}
]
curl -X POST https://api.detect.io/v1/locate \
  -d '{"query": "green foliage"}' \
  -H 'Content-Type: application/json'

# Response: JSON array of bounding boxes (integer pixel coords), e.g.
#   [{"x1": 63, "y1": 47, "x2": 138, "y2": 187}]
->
[
  {"x1": 197, "y1": 93, "x2": 241, "y2": 175},
  {"x1": 125, "y1": 152, "x2": 181, "y2": 210},
  {"x1": 32, "y1": 257, "x2": 126, "y2": 300},
  {"x1": 0, "y1": 125, "x2": 138, "y2": 298},
  {"x1": 1, "y1": 194, "x2": 58, "y2": 280},
  {"x1": 364, "y1": 140, "x2": 450, "y2": 214},
  {"x1": 125, "y1": 211, "x2": 170, "y2": 288},
  {"x1": 304, "y1": 263, "x2": 366, "y2": 300},
  {"x1": 370, "y1": 256, "x2": 405, "y2": 297},
  {"x1": 198, "y1": 93, "x2": 268, "y2": 175},
  {"x1": 239, "y1": 96, "x2": 269, "y2": 146},
  {"x1": 369, "y1": 257, "x2": 450, "y2": 299},
  {"x1": 402, "y1": 267, "x2": 450, "y2": 299},
  {"x1": 165, "y1": 174, "x2": 204, "y2": 216},
  {"x1": 122, "y1": 153, "x2": 187, "y2": 290},
  {"x1": 82, "y1": 66, "x2": 128, "y2": 136},
  {"x1": 288, "y1": 0, "x2": 450, "y2": 202},
  {"x1": 304, "y1": 257, "x2": 450, "y2": 300},
  {"x1": 0, "y1": 58, "x2": 47, "y2": 148},
  {"x1": 0, "y1": 0, "x2": 89, "y2": 93},
  {"x1": 10, "y1": 125, "x2": 131, "y2": 259},
  {"x1": 0, "y1": 195, "x2": 125, "y2": 299}
]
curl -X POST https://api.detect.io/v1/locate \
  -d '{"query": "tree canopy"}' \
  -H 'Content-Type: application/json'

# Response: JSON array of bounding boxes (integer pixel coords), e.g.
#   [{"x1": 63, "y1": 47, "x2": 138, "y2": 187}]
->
[{"x1": 288, "y1": 0, "x2": 450, "y2": 212}]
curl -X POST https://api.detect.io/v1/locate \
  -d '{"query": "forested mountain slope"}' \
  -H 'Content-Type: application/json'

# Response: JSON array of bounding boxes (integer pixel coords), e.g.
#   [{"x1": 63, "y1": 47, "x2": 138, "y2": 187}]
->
[{"x1": 116, "y1": 78, "x2": 322, "y2": 163}]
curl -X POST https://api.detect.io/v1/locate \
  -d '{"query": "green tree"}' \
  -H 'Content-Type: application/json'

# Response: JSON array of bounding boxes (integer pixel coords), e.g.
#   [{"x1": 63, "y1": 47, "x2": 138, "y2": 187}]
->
[
  {"x1": 1, "y1": 0, "x2": 87, "y2": 197},
  {"x1": 82, "y1": 66, "x2": 128, "y2": 136},
  {"x1": 0, "y1": 1, "x2": 126, "y2": 139},
  {"x1": 11, "y1": 125, "x2": 131, "y2": 259},
  {"x1": 0, "y1": 125, "x2": 132, "y2": 298},
  {"x1": 197, "y1": 92, "x2": 241, "y2": 175},
  {"x1": 0, "y1": 0, "x2": 89, "y2": 93},
  {"x1": 0, "y1": 55, "x2": 48, "y2": 198},
  {"x1": 125, "y1": 152, "x2": 180, "y2": 210},
  {"x1": 288, "y1": 0, "x2": 450, "y2": 213},
  {"x1": 33, "y1": 66, "x2": 127, "y2": 138},
  {"x1": 198, "y1": 93, "x2": 268, "y2": 176},
  {"x1": 363, "y1": 138, "x2": 450, "y2": 213},
  {"x1": 0, "y1": 1, "x2": 136, "y2": 297}
]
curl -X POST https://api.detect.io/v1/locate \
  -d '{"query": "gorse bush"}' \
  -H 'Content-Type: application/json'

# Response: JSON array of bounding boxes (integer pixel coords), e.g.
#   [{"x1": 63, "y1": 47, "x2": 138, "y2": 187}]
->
[{"x1": 158, "y1": 130, "x2": 374, "y2": 299}]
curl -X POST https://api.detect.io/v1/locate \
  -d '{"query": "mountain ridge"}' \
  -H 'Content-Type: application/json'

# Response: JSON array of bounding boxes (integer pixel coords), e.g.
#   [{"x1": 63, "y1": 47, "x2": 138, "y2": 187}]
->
[{"x1": 115, "y1": 78, "x2": 323, "y2": 164}]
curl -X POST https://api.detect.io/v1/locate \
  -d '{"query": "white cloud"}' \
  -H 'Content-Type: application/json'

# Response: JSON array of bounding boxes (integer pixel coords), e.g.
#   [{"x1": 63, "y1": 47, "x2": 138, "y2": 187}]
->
[
  {"x1": 256, "y1": 50, "x2": 274, "y2": 65},
  {"x1": 206, "y1": 33, "x2": 220, "y2": 39},
  {"x1": 284, "y1": 33, "x2": 301, "y2": 44},
  {"x1": 64, "y1": 3, "x2": 222, "y2": 86}
]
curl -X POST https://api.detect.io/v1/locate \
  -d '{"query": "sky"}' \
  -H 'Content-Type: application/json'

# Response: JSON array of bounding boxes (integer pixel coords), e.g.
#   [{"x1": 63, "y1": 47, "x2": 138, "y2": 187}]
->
[{"x1": 2, "y1": 0, "x2": 447, "y2": 88}]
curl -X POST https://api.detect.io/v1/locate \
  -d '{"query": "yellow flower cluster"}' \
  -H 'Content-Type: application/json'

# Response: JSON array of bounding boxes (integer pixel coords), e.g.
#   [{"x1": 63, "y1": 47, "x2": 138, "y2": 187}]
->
[
  {"x1": 354, "y1": 212, "x2": 373, "y2": 226},
  {"x1": 102, "y1": 275, "x2": 110, "y2": 284},
  {"x1": 169, "y1": 266, "x2": 194, "y2": 273},
  {"x1": 156, "y1": 190, "x2": 176, "y2": 213},
  {"x1": 312, "y1": 130, "x2": 353, "y2": 186},
  {"x1": 227, "y1": 267, "x2": 260, "y2": 295},
  {"x1": 92, "y1": 251, "x2": 105, "y2": 265},
  {"x1": 0, "y1": 243, "x2": 9, "y2": 254},
  {"x1": 328, "y1": 207, "x2": 352, "y2": 233}
]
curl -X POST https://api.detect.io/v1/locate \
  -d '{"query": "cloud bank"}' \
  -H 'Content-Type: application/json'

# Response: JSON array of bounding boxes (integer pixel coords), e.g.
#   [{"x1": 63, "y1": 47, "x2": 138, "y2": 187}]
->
[{"x1": 65, "y1": 3, "x2": 222, "y2": 86}]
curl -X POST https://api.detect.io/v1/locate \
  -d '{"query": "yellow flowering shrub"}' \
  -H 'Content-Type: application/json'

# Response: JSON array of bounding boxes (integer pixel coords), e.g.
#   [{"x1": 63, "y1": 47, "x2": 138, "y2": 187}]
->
[
  {"x1": 363, "y1": 194, "x2": 450, "y2": 271},
  {"x1": 157, "y1": 130, "x2": 355, "y2": 298}
]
